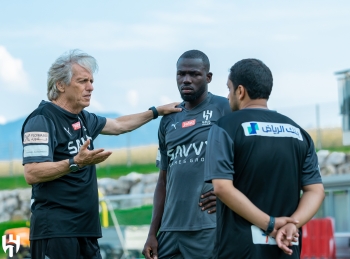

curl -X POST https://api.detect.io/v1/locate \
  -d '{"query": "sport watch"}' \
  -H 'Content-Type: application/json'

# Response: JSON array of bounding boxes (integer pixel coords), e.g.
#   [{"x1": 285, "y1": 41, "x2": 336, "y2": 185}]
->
[{"x1": 69, "y1": 157, "x2": 79, "y2": 172}]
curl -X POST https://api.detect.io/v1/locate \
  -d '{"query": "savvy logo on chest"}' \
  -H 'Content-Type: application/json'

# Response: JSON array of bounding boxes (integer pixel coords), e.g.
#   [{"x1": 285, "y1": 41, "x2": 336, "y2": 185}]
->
[{"x1": 68, "y1": 135, "x2": 92, "y2": 154}]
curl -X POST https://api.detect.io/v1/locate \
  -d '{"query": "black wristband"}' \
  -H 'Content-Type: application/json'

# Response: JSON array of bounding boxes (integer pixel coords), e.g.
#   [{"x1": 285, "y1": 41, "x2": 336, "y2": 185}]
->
[
  {"x1": 148, "y1": 106, "x2": 159, "y2": 119},
  {"x1": 69, "y1": 157, "x2": 75, "y2": 165},
  {"x1": 265, "y1": 216, "x2": 275, "y2": 235}
]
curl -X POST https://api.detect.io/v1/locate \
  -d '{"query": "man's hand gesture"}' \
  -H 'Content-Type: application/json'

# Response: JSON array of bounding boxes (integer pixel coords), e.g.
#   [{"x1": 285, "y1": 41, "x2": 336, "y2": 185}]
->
[{"x1": 74, "y1": 139, "x2": 112, "y2": 167}]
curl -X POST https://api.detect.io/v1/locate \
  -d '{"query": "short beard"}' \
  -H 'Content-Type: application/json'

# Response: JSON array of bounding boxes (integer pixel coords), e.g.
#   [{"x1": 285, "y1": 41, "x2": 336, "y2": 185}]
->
[{"x1": 180, "y1": 86, "x2": 206, "y2": 102}]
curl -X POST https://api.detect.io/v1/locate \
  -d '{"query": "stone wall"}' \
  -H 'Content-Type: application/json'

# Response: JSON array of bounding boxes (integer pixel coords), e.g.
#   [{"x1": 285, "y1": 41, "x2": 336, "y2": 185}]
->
[
  {"x1": 317, "y1": 150, "x2": 350, "y2": 176},
  {"x1": 1, "y1": 149, "x2": 350, "y2": 224},
  {"x1": 0, "y1": 172, "x2": 159, "y2": 224},
  {"x1": 0, "y1": 188, "x2": 31, "y2": 223}
]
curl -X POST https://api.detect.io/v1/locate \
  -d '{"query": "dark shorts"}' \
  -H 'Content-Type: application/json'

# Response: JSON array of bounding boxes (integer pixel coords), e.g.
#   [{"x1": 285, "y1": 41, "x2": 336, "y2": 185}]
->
[
  {"x1": 157, "y1": 229, "x2": 215, "y2": 259},
  {"x1": 30, "y1": 237, "x2": 102, "y2": 259}
]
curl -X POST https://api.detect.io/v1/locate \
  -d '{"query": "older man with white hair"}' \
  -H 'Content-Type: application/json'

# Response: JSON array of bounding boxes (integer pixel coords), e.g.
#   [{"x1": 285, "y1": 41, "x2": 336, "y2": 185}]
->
[{"x1": 21, "y1": 49, "x2": 181, "y2": 259}]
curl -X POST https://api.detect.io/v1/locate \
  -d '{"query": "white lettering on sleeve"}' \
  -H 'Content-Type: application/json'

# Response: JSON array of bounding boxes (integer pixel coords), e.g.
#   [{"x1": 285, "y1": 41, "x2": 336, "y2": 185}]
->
[{"x1": 23, "y1": 132, "x2": 49, "y2": 144}]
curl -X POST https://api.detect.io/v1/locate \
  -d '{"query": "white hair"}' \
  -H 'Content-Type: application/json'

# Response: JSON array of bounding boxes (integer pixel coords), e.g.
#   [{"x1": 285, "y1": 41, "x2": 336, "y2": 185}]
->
[{"x1": 47, "y1": 49, "x2": 98, "y2": 100}]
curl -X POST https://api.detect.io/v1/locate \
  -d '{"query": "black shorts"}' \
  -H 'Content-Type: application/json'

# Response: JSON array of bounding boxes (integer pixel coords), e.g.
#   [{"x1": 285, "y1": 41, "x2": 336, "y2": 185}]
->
[
  {"x1": 157, "y1": 229, "x2": 215, "y2": 259},
  {"x1": 30, "y1": 237, "x2": 102, "y2": 259}
]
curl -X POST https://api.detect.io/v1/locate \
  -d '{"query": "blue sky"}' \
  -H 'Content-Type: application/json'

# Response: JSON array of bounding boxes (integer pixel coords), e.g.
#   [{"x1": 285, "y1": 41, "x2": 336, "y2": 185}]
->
[{"x1": 0, "y1": 0, "x2": 349, "y2": 127}]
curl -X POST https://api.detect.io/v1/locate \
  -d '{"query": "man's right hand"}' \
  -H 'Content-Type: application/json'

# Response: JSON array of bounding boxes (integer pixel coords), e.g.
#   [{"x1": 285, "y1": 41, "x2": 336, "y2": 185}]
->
[
  {"x1": 270, "y1": 217, "x2": 299, "y2": 238},
  {"x1": 142, "y1": 235, "x2": 158, "y2": 259},
  {"x1": 74, "y1": 139, "x2": 112, "y2": 167},
  {"x1": 276, "y1": 222, "x2": 299, "y2": 255}
]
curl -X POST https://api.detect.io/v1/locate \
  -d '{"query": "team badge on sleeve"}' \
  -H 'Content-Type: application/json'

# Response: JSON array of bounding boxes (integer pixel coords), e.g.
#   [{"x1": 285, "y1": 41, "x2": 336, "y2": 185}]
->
[{"x1": 23, "y1": 132, "x2": 49, "y2": 144}]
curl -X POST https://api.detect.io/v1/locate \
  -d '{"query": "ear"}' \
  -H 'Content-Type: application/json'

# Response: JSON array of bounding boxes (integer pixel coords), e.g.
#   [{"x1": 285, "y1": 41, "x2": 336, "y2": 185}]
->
[
  {"x1": 56, "y1": 81, "x2": 65, "y2": 93},
  {"x1": 206, "y1": 72, "x2": 213, "y2": 83},
  {"x1": 237, "y1": 85, "x2": 246, "y2": 100}
]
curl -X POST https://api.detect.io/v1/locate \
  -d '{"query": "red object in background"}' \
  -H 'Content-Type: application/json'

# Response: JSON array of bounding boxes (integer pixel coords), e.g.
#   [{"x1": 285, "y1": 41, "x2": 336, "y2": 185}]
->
[{"x1": 301, "y1": 217, "x2": 336, "y2": 259}]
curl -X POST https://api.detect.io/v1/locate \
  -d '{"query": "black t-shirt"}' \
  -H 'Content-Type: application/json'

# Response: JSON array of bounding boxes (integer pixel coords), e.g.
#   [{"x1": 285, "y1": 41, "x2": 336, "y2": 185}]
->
[
  {"x1": 157, "y1": 93, "x2": 231, "y2": 231},
  {"x1": 21, "y1": 101, "x2": 106, "y2": 240},
  {"x1": 204, "y1": 108, "x2": 322, "y2": 259}
]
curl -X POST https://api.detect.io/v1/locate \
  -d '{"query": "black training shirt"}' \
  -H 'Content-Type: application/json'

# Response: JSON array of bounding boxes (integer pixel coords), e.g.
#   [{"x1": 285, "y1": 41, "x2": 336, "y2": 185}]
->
[
  {"x1": 204, "y1": 108, "x2": 322, "y2": 259},
  {"x1": 22, "y1": 101, "x2": 106, "y2": 240}
]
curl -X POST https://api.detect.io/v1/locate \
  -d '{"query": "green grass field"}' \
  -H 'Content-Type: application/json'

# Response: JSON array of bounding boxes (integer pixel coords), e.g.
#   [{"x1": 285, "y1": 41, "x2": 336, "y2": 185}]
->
[
  {"x1": 0, "y1": 163, "x2": 158, "y2": 190},
  {"x1": 0, "y1": 175, "x2": 28, "y2": 190},
  {"x1": 109, "y1": 205, "x2": 153, "y2": 226},
  {"x1": 96, "y1": 163, "x2": 158, "y2": 179}
]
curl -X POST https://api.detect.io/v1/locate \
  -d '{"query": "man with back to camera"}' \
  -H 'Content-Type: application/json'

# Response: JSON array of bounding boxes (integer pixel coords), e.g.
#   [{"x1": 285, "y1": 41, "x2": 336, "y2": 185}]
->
[
  {"x1": 142, "y1": 50, "x2": 232, "y2": 259},
  {"x1": 204, "y1": 58, "x2": 325, "y2": 258},
  {"x1": 21, "y1": 49, "x2": 182, "y2": 259}
]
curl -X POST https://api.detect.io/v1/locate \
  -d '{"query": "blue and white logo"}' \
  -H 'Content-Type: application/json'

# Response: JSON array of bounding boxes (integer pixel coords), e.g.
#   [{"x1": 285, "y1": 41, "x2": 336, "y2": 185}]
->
[
  {"x1": 247, "y1": 122, "x2": 259, "y2": 134},
  {"x1": 242, "y1": 122, "x2": 303, "y2": 141}
]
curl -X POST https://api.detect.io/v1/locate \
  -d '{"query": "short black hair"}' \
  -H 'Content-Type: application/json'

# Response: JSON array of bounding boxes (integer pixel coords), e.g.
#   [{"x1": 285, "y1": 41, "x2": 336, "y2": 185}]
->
[
  {"x1": 229, "y1": 59, "x2": 273, "y2": 100},
  {"x1": 177, "y1": 50, "x2": 210, "y2": 72}
]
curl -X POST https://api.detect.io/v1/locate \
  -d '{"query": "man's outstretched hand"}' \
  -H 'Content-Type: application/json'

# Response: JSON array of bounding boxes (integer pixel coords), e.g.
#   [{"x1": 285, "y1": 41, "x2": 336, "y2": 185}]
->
[{"x1": 156, "y1": 102, "x2": 182, "y2": 116}]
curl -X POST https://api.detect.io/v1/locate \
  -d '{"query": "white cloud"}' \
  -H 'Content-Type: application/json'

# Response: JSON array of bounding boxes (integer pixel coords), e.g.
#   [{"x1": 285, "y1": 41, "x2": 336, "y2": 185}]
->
[
  {"x1": 272, "y1": 34, "x2": 300, "y2": 42},
  {"x1": 89, "y1": 98, "x2": 105, "y2": 112},
  {"x1": 94, "y1": 78, "x2": 180, "y2": 115},
  {"x1": 270, "y1": 71, "x2": 338, "y2": 108},
  {"x1": 127, "y1": 90, "x2": 139, "y2": 107},
  {"x1": 160, "y1": 95, "x2": 174, "y2": 105},
  {"x1": 155, "y1": 12, "x2": 215, "y2": 25},
  {"x1": 2, "y1": 22, "x2": 180, "y2": 51},
  {"x1": 0, "y1": 115, "x2": 7, "y2": 125},
  {"x1": 0, "y1": 46, "x2": 29, "y2": 92}
]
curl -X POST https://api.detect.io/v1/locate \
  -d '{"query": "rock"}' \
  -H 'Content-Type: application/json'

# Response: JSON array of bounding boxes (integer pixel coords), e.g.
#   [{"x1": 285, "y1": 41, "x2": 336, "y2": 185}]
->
[
  {"x1": 324, "y1": 152, "x2": 346, "y2": 166},
  {"x1": 20, "y1": 200, "x2": 31, "y2": 212},
  {"x1": 144, "y1": 182, "x2": 157, "y2": 194},
  {"x1": 11, "y1": 210, "x2": 27, "y2": 221},
  {"x1": 337, "y1": 162, "x2": 350, "y2": 174},
  {"x1": 4, "y1": 197, "x2": 18, "y2": 213},
  {"x1": 123, "y1": 172, "x2": 143, "y2": 182},
  {"x1": 320, "y1": 165, "x2": 337, "y2": 176},
  {"x1": 129, "y1": 182, "x2": 144, "y2": 195},
  {"x1": 317, "y1": 150, "x2": 330, "y2": 166},
  {"x1": 98, "y1": 178, "x2": 129, "y2": 195},
  {"x1": 142, "y1": 173, "x2": 159, "y2": 184},
  {"x1": 18, "y1": 188, "x2": 31, "y2": 201},
  {"x1": 0, "y1": 212, "x2": 11, "y2": 223},
  {"x1": 118, "y1": 172, "x2": 143, "y2": 189}
]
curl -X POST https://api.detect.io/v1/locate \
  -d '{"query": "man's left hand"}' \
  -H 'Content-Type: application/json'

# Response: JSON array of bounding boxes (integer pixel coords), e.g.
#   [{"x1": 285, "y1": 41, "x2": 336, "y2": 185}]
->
[
  {"x1": 156, "y1": 102, "x2": 182, "y2": 116},
  {"x1": 199, "y1": 190, "x2": 216, "y2": 214}
]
